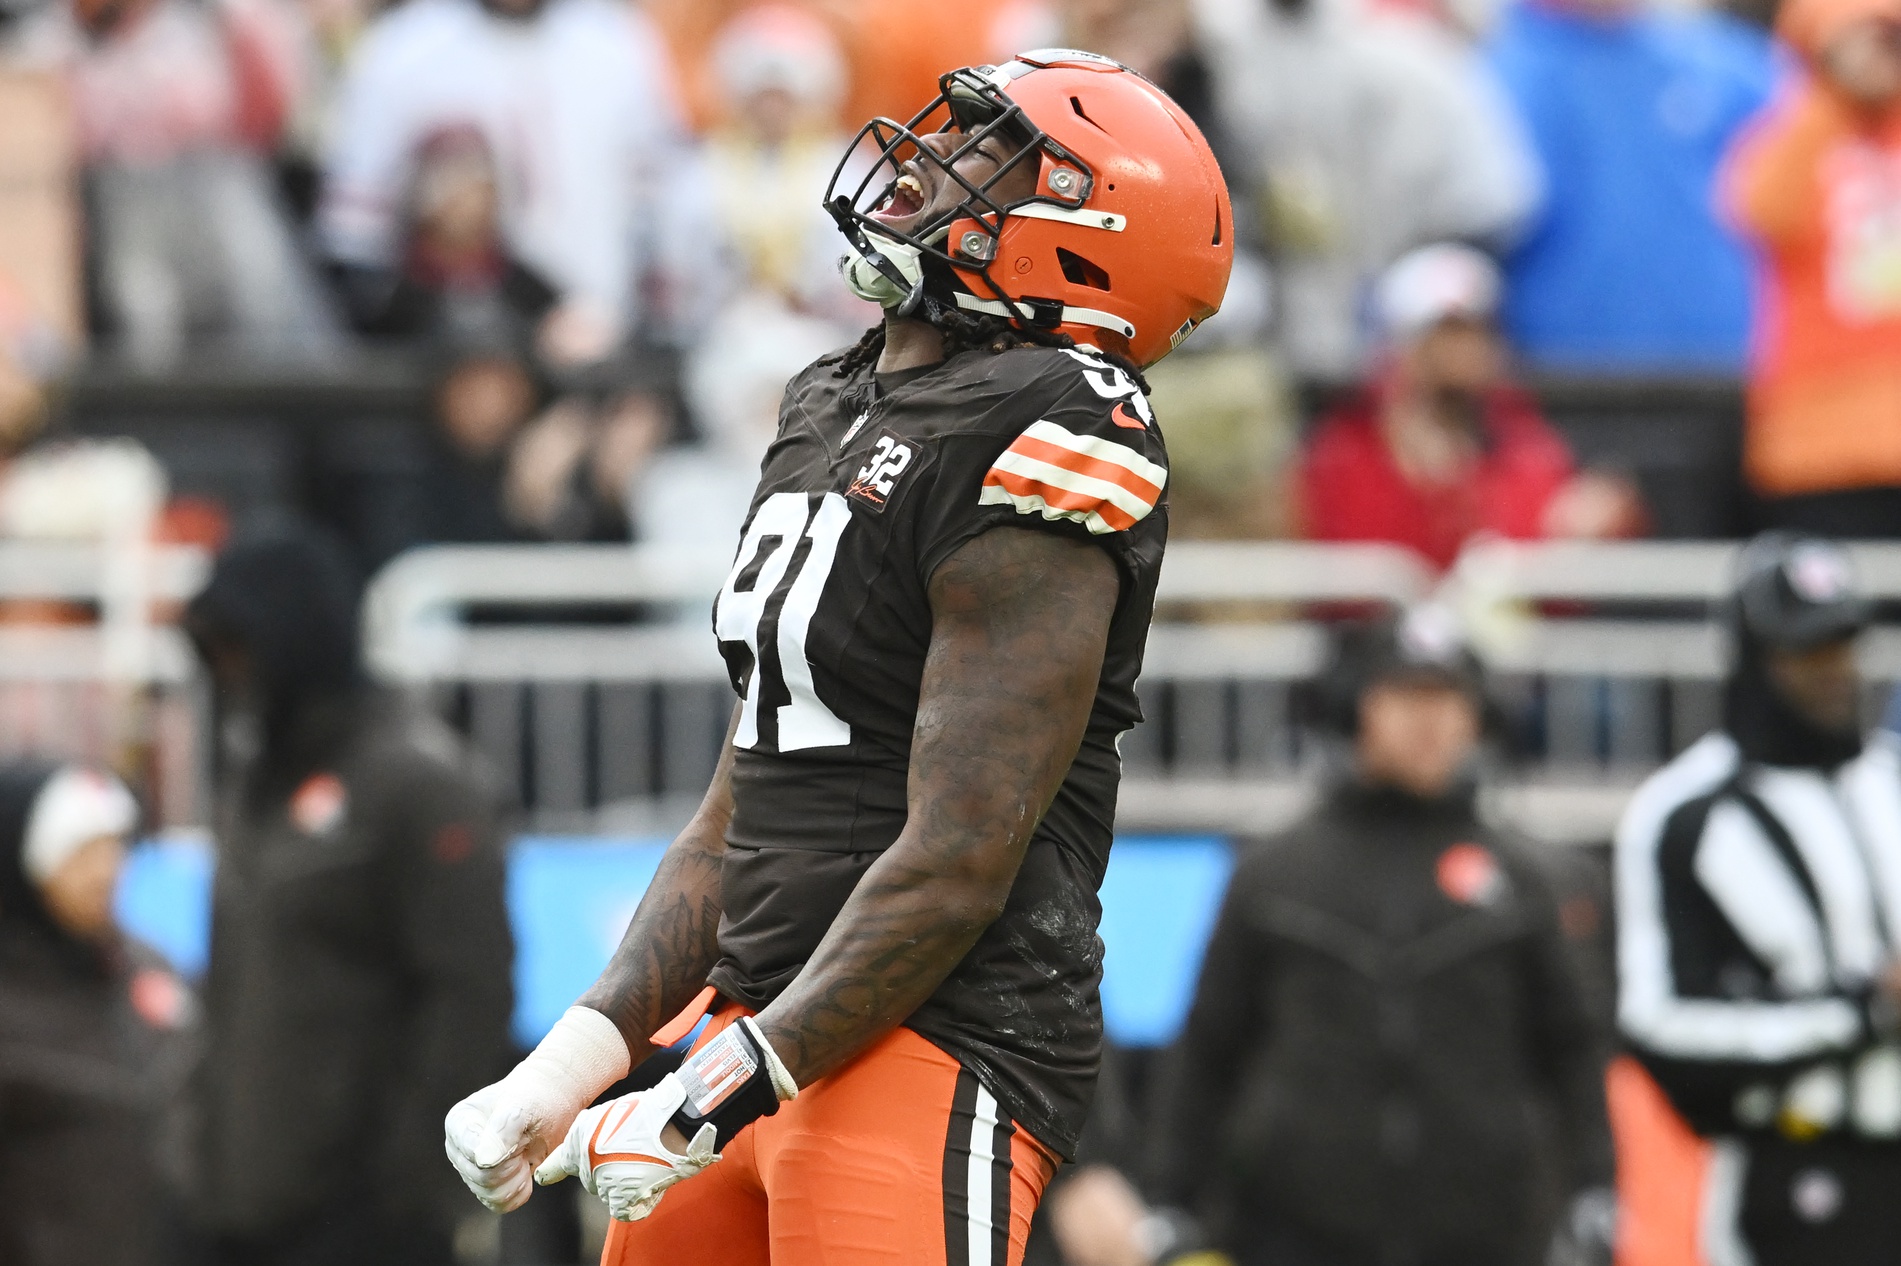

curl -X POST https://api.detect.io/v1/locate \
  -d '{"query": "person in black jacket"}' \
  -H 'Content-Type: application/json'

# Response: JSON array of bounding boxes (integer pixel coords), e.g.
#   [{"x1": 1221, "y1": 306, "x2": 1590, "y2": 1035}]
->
[
  {"x1": 0, "y1": 759, "x2": 191, "y2": 1266},
  {"x1": 1157, "y1": 610, "x2": 1614, "y2": 1266},
  {"x1": 182, "y1": 523, "x2": 515, "y2": 1266}
]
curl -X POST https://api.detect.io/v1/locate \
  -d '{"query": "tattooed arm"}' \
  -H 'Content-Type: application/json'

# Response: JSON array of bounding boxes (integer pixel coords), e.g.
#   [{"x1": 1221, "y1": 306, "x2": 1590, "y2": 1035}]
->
[
  {"x1": 753, "y1": 525, "x2": 1119, "y2": 1084},
  {"x1": 578, "y1": 707, "x2": 739, "y2": 1064},
  {"x1": 444, "y1": 710, "x2": 737, "y2": 1211}
]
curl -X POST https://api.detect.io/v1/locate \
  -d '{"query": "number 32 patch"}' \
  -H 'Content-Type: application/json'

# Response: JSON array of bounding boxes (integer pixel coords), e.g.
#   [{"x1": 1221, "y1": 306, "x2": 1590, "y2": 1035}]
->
[{"x1": 845, "y1": 432, "x2": 918, "y2": 512}]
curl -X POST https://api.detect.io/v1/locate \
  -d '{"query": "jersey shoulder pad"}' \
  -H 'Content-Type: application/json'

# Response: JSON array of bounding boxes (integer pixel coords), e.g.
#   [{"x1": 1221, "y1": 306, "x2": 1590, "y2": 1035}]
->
[{"x1": 976, "y1": 346, "x2": 1168, "y2": 536}]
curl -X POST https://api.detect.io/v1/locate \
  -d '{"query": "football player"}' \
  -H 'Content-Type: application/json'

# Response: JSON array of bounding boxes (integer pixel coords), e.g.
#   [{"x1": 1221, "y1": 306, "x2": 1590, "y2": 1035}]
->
[{"x1": 446, "y1": 50, "x2": 1231, "y2": 1266}]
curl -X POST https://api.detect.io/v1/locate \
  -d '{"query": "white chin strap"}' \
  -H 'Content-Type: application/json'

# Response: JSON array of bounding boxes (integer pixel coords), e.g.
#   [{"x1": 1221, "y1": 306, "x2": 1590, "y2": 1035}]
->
[
  {"x1": 840, "y1": 228, "x2": 949, "y2": 308},
  {"x1": 952, "y1": 292, "x2": 1136, "y2": 341},
  {"x1": 842, "y1": 225, "x2": 1139, "y2": 341}
]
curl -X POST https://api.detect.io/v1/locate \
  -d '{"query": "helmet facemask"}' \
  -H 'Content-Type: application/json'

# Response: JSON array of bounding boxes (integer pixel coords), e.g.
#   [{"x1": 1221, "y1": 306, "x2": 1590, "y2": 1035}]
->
[{"x1": 826, "y1": 65, "x2": 1090, "y2": 334}]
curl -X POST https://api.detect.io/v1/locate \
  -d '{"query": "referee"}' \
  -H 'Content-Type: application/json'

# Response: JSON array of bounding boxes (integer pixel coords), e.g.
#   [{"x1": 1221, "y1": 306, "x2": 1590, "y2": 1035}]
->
[{"x1": 1617, "y1": 532, "x2": 1901, "y2": 1264}]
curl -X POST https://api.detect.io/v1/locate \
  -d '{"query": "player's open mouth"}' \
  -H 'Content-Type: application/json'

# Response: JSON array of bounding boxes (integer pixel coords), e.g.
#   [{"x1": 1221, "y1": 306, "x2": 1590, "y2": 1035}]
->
[{"x1": 870, "y1": 170, "x2": 928, "y2": 226}]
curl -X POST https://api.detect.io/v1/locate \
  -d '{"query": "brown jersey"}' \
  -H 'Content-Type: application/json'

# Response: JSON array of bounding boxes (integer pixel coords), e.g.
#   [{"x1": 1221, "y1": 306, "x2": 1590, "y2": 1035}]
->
[{"x1": 705, "y1": 341, "x2": 1168, "y2": 1157}]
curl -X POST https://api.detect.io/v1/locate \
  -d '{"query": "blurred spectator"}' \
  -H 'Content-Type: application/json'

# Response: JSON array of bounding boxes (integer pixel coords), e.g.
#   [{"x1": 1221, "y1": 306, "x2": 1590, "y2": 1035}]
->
[
  {"x1": 0, "y1": 275, "x2": 168, "y2": 547},
  {"x1": 0, "y1": 437, "x2": 167, "y2": 543},
  {"x1": 1000, "y1": 0, "x2": 1225, "y2": 144},
  {"x1": 645, "y1": 0, "x2": 764, "y2": 130},
  {"x1": 640, "y1": 6, "x2": 867, "y2": 549},
  {"x1": 662, "y1": 4, "x2": 868, "y2": 329},
  {"x1": 1193, "y1": 0, "x2": 1539, "y2": 381},
  {"x1": 642, "y1": 296, "x2": 851, "y2": 550},
  {"x1": 1487, "y1": 0, "x2": 1775, "y2": 372},
  {"x1": 333, "y1": 124, "x2": 558, "y2": 346},
  {"x1": 356, "y1": 343, "x2": 663, "y2": 563},
  {"x1": 817, "y1": 0, "x2": 1021, "y2": 129},
  {"x1": 0, "y1": 277, "x2": 58, "y2": 458},
  {"x1": 320, "y1": 0, "x2": 684, "y2": 366},
  {"x1": 1295, "y1": 244, "x2": 1643, "y2": 570},
  {"x1": 181, "y1": 525, "x2": 513, "y2": 1266},
  {"x1": 0, "y1": 761, "x2": 191, "y2": 1266},
  {"x1": 507, "y1": 388, "x2": 666, "y2": 542},
  {"x1": 1157, "y1": 611, "x2": 1615, "y2": 1266},
  {"x1": 0, "y1": 74, "x2": 83, "y2": 372},
  {"x1": 1725, "y1": 0, "x2": 1901, "y2": 534},
  {"x1": 648, "y1": 0, "x2": 1018, "y2": 135},
  {"x1": 414, "y1": 346, "x2": 544, "y2": 548},
  {"x1": 278, "y1": 0, "x2": 369, "y2": 218},
  {"x1": 1616, "y1": 533, "x2": 1901, "y2": 1263},
  {"x1": 6, "y1": 0, "x2": 339, "y2": 368},
  {"x1": 1140, "y1": 329, "x2": 1295, "y2": 539}
]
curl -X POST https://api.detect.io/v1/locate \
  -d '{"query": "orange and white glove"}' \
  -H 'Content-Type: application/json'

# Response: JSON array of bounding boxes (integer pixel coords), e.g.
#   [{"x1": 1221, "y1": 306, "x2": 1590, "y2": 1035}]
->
[
  {"x1": 533, "y1": 1076, "x2": 721, "y2": 1221},
  {"x1": 535, "y1": 1015, "x2": 797, "y2": 1221}
]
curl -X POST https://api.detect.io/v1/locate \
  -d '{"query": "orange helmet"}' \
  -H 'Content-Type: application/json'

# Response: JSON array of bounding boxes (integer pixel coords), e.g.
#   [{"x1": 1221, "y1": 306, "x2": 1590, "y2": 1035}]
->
[{"x1": 826, "y1": 50, "x2": 1234, "y2": 368}]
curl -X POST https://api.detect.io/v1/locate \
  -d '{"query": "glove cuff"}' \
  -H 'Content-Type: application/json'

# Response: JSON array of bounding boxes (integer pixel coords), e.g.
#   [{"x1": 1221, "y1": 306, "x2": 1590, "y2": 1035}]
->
[
  {"x1": 668, "y1": 1015, "x2": 798, "y2": 1150},
  {"x1": 523, "y1": 1006, "x2": 634, "y2": 1112},
  {"x1": 741, "y1": 1017, "x2": 800, "y2": 1103}
]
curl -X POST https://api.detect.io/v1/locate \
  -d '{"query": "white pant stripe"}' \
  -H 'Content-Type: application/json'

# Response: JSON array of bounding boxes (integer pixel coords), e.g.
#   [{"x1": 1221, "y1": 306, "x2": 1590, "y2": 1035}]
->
[
  {"x1": 966, "y1": 1085, "x2": 1000, "y2": 1266},
  {"x1": 1701, "y1": 1138, "x2": 1756, "y2": 1266}
]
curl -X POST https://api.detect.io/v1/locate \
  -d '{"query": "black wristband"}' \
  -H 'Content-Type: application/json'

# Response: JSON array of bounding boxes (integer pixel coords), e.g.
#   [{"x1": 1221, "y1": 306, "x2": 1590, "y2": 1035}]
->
[{"x1": 668, "y1": 1018, "x2": 785, "y2": 1150}]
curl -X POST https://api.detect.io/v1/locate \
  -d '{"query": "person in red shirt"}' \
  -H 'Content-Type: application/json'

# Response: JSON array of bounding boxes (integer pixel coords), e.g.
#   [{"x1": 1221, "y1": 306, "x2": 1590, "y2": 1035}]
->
[{"x1": 1295, "y1": 243, "x2": 1643, "y2": 570}]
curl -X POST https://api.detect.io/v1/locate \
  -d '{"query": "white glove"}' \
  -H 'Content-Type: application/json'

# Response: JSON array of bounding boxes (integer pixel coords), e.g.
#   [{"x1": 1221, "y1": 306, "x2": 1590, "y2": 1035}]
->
[
  {"x1": 444, "y1": 1006, "x2": 632, "y2": 1213},
  {"x1": 533, "y1": 1074, "x2": 721, "y2": 1221}
]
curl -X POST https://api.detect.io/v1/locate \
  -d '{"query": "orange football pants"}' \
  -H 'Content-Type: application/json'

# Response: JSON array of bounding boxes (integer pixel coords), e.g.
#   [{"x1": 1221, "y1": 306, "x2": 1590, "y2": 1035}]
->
[{"x1": 600, "y1": 1005, "x2": 1058, "y2": 1266}]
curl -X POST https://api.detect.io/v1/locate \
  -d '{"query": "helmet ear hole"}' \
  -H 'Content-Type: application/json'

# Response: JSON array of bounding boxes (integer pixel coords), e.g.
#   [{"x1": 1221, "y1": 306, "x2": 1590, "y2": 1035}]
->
[
  {"x1": 1057, "y1": 247, "x2": 1112, "y2": 291},
  {"x1": 1069, "y1": 95, "x2": 1108, "y2": 133}
]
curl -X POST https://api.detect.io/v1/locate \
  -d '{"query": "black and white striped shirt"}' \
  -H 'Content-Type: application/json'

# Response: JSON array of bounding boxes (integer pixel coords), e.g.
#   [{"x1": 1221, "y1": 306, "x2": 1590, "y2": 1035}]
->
[{"x1": 1615, "y1": 730, "x2": 1901, "y2": 1139}]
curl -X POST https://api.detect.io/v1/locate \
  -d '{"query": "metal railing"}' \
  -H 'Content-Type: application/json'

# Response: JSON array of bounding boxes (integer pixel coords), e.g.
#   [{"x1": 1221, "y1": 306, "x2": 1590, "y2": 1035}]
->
[
  {"x1": 16, "y1": 535, "x2": 1891, "y2": 841},
  {"x1": 363, "y1": 538, "x2": 1901, "y2": 842},
  {"x1": 0, "y1": 541, "x2": 210, "y2": 825}
]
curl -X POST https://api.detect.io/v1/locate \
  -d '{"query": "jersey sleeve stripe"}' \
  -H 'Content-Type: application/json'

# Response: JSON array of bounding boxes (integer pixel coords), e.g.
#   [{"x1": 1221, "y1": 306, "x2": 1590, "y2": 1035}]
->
[
  {"x1": 1002, "y1": 432, "x2": 1165, "y2": 504},
  {"x1": 979, "y1": 471, "x2": 1141, "y2": 534},
  {"x1": 985, "y1": 454, "x2": 1154, "y2": 527},
  {"x1": 1017, "y1": 420, "x2": 1168, "y2": 491}
]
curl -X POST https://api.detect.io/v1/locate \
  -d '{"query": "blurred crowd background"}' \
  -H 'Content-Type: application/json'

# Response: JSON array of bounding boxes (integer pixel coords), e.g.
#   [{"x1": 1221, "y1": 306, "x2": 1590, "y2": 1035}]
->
[
  {"x1": 9, "y1": 0, "x2": 1901, "y2": 1261},
  {"x1": 0, "y1": 0, "x2": 1868, "y2": 572}
]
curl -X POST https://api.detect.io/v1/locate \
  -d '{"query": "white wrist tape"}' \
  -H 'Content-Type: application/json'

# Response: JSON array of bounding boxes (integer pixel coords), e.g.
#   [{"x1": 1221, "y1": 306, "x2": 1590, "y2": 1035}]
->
[
  {"x1": 519, "y1": 1006, "x2": 633, "y2": 1110},
  {"x1": 744, "y1": 1017, "x2": 800, "y2": 1102}
]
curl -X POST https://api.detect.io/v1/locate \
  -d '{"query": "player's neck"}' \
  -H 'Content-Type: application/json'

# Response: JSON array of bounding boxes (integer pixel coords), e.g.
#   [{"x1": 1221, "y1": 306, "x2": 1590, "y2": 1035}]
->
[{"x1": 876, "y1": 314, "x2": 948, "y2": 375}]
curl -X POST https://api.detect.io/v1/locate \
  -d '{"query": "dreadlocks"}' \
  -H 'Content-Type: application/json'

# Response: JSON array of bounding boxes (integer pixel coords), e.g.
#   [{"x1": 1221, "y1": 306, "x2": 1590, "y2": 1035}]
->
[{"x1": 821, "y1": 305, "x2": 1153, "y2": 395}]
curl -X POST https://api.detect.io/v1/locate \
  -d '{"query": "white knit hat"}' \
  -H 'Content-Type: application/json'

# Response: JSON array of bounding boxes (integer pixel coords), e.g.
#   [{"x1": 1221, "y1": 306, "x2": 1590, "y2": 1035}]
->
[
  {"x1": 22, "y1": 766, "x2": 139, "y2": 885},
  {"x1": 1375, "y1": 243, "x2": 1502, "y2": 342},
  {"x1": 711, "y1": 4, "x2": 847, "y2": 115}
]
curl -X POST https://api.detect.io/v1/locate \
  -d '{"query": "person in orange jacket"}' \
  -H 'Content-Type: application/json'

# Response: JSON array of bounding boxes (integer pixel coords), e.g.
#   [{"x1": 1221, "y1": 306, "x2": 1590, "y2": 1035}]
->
[
  {"x1": 648, "y1": 0, "x2": 1017, "y2": 135},
  {"x1": 1725, "y1": 0, "x2": 1901, "y2": 534}
]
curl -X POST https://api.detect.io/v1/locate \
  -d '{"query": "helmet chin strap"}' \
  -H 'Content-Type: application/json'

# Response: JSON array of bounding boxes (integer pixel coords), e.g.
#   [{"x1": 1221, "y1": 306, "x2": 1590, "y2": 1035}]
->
[
  {"x1": 839, "y1": 231, "x2": 926, "y2": 309},
  {"x1": 831, "y1": 200, "x2": 950, "y2": 318},
  {"x1": 831, "y1": 203, "x2": 1137, "y2": 345},
  {"x1": 951, "y1": 292, "x2": 1136, "y2": 341}
]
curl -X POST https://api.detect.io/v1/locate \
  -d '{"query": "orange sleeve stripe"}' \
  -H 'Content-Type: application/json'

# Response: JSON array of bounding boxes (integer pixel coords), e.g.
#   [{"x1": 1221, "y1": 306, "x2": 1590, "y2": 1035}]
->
[
  {"x1": 982, "y1": 468, "x2": 1141, "y2": 531},
  {"x1": 1001, "y1": 433, "x2": 1164, "y2": 502}
]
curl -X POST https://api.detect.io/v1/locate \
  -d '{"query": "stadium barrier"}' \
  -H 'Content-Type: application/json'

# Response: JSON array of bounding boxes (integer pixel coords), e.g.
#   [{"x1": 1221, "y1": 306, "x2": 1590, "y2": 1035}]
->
[
  {"x1": 361, "y1": 538, "x2": 1901, "y2": 844},
  {"x1": 0, "y1": 540, "x2": 209, "y2": 824},
  {"x1": 60, "y1": 533, "x2": 1901, "y2": 1049},
  {"x1": 11, "y1": 534, "x2": 1898, "y2": 841}
]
